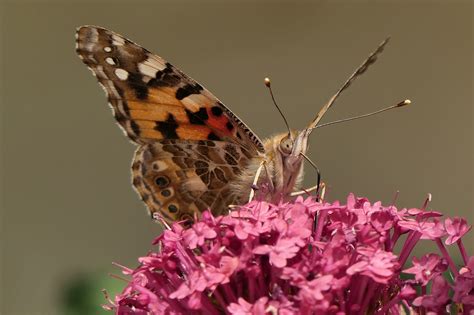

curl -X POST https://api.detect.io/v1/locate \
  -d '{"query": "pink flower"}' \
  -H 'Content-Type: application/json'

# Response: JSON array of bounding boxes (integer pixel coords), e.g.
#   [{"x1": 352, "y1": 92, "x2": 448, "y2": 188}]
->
[
  {"x1": 412, "y1": 275, "x2": 450, "y2": 312},
  {"x1": 370, "y1": 210, "x2": 394, "y2": 233},
  {"x1": 453, "y1": 276, "x2": 474, "y2": 306},
  {"x1": 104, "y1": 194, "x2": 472, "y2": 314},
  {"x1": 454, "y1": 256, "x2": 474, "y2": 306},
  {"x1": 227, "y1": 297, "x2": 269, "y2": 315},
  {"x1": 253, "y1": 237, "x2": 301, "y2": 268},
  {"x1": 445, "y1": 217, "x2": 472, "y2": 245},
  {"x1": 297, "y1": 275, "x2": 334, "y2": 313},
  {"x1": 398, "y1": 218, "x2": 446, "y2": 240},
  {"x1": 346, "y1": 247, "x2": 399, "y2": 284},
  {"x1": 399, "y1": 284, "x2": 417, "y2": 300},
  {"x1": 298, "y1": 274, "x2": 333, "y2": 302},
  {"x1": 459, "y1": 256, "x2": 474, "y2": 278},
  {"x1": 403, "y1": 253, "x2": 447, "y2": 286},
  {"x1": 227, "y1": 297, "x2": 254, "y2": 314},
  {"x1": 183, "y1": 221, "x2": 217, "y2": 249}
]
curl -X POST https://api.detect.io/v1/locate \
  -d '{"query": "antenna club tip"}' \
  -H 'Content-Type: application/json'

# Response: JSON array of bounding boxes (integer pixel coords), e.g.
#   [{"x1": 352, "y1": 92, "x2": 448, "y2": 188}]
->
[
  {"x1": 264, "y1": 77, "x2": 271, "y2": 87},
  {"x1": 397, "y1": 99, "x2": 412, "y2": 107}
]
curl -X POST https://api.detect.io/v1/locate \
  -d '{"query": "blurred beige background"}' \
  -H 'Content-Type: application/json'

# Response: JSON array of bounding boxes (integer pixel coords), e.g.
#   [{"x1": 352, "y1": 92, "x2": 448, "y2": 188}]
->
[{"x1": 1, "y1": 1, "x2": 472, "y2": 314}]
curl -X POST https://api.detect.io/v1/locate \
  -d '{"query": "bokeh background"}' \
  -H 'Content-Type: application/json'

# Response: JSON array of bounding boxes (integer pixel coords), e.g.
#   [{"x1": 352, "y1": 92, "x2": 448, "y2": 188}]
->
[{"x1": 1, "y1": 1, "x2": 472, "y2": 314}]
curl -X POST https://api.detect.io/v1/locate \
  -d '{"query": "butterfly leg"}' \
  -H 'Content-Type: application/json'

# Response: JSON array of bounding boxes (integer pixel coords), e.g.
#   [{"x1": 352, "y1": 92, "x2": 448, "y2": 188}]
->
[
  {"x1": 264, "y1": 162, "x2": 274, "y2": 193},
  {"x1": 248, "y1": 160, "x2": 266, "y2": 202},
  {"x1": 290, "y1": 185, "x2": 319, "y2": 197}
]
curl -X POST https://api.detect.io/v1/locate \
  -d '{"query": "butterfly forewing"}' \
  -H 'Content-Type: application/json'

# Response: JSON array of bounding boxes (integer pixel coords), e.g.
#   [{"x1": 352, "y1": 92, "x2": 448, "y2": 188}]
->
[
  {"x1": 76, "y1": 26, "x2": 265, "y2": 222},
  {"x1": 75, "y1": 26, "x2": 264, "y2": 152}
]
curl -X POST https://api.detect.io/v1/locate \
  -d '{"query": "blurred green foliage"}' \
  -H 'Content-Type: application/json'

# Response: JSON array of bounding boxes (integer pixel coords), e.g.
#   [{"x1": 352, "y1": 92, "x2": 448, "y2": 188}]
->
[{"x1": 59, "y1": 270, "x2": 123, "y2": 315}]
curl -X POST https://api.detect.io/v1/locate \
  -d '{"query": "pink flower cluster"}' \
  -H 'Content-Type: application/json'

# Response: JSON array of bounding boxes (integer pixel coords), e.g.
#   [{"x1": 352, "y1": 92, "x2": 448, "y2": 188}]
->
[{"x1": 105, "y1": 194, "x2": 473, "y2": 314}]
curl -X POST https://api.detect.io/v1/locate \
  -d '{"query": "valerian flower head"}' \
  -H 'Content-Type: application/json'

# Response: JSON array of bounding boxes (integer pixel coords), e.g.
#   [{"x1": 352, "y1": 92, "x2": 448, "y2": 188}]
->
[{"x1": 104, "y1": 194, "x2": 473, "y2": 314}]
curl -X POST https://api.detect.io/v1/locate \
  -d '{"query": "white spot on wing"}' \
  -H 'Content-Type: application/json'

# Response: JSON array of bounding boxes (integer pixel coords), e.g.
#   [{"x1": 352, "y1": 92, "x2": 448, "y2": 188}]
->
[
  {"x1": 181, "y1": 94, "x2": 208, "y2": 112},
  {"x1": 112, "y1": 34, "x2": 125, "y2": 46},
  {"x1": 115, "y1": 68, "x2": 129, "y2": 80},
  {"x1": 152, "y1": 161, "x2": 168, "y2": 171},
  {"x1": 105, "y1": 57, "x2": 115, "y2": 65},
  {"x1": 104, "y1": 46, "x2": 112, "y2": 52},
  {"x1": 138, "y1": 57, "x2": 165, "y2": 77}
]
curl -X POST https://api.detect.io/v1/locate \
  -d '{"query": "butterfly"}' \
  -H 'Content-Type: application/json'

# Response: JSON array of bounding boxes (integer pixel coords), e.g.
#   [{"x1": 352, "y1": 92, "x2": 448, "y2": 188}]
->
[{"x1": 76, "y1": 26, "x2": 400, "y2": 225}]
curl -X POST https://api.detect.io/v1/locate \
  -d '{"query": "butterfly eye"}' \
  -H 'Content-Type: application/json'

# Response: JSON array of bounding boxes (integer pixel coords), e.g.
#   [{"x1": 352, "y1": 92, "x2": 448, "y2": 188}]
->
[{"x1": 279, "y1": 137, "x2": 293, "y2": 155}]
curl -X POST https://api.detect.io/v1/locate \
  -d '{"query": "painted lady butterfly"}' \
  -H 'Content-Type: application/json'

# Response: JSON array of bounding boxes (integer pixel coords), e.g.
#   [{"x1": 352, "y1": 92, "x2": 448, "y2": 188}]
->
[{"x1": 76, "y1": 26, "x2": 403, "y2": 225}]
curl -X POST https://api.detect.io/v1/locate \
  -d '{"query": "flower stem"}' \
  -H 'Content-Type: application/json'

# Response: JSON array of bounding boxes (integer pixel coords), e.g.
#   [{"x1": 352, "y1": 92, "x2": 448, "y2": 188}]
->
[
  {"x1": 389, "y1": 228, "x2": 401, "y2": 251},
  {"x1": 457, "y1": 239, "x2": 469, "y2": 265},
  {"x1": 213, "y1": 289, "x2": 227, "y2": 310},
  {"x1": 337, "y1": 290, "x2": 346, "y2": 312},
  {"x1": 359, "y1": 282, "x2": 378, "y2": 315},
  {"x1": 223, "y1": 283, "x2": 238, "y2": 304},
  {"x1": 435, "y1": 238, "x2": 459, "y2": 276},
  {"x1": 353, "y1": 276, "x2": 369, "y2": 308},
  {"x1": 420, "y1": 286, "x2": 426, "y2": 315},
  {"x1": 398, "y1": 231, "x2": 422, "y2": 267},
  {"x1": 200, "y1": 292, "x2": 223, "y2": 315}
]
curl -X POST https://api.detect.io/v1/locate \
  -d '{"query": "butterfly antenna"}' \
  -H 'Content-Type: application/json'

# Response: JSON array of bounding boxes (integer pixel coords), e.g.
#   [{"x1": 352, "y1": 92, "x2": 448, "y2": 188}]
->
[
  {"x1": 307, "y1": 37, "x2": 391, "y2": 131},
  {"x1": 315, "y1": 99, "x2": 411, "y2": 129},
  {"x1": 265, "y1": 77, "x2": 292, "y2": 137},
  {"x1": 421, "y1": 193, "x2": 432, "y2": 211}
]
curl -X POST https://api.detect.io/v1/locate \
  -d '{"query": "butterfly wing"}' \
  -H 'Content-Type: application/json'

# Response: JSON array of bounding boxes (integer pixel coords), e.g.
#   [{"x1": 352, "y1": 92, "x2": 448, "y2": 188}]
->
[
  {"x1": 76, "y1": 26, "x2": 263, "y2": 221},
  {"x1": 132, "y1": 140, "x2": 255, "y2": 223},
  {"x1": 75, "y1": 26, "x2": 264, "y2": 153}
]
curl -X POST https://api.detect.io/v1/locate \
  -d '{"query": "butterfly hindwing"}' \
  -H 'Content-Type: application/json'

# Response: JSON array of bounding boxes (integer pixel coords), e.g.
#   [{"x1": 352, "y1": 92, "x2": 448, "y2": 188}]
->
[
  {"x1": 132, "y1": 140, "x2": 255, "y2": 223},
  {"x1": 76, "y1": 26, "x2": 264, "y2": 153}
]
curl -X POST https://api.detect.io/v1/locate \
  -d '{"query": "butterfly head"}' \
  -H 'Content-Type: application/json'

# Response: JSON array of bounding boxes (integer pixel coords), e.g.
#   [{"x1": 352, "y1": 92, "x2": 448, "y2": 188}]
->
[
  {"x1": 276, "y1": 129, "x2": 311, "y2": 172},
  {"x1": 263, "y1": 129, "x2": 310, "y2": 199}
]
